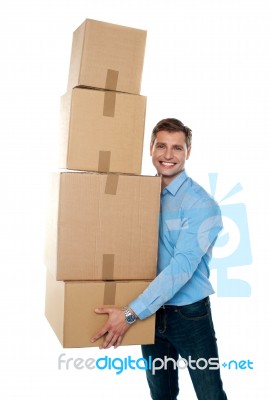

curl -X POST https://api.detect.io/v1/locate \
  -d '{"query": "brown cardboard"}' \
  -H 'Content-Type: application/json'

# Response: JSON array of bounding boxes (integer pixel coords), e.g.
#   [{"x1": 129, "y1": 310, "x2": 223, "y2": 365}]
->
[
  {"x1": 67, "y1": 19, "x2": 147, "y2": 95},
  {"x1": 44, "y1": 171, "x2": 161, "y2": 281},
  {"x1": 45, "y1": 271, "x2": 155, "y2": 348},
  {"x1": 59, "y1": 87, "x2": 146, "y2": 174}
]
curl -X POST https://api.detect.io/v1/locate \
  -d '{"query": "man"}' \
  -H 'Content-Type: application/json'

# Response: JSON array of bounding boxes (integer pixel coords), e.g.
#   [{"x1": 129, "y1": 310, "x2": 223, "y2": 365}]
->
[{"x1": 91, "y1": 118, "x2": 227, "y2": 400}]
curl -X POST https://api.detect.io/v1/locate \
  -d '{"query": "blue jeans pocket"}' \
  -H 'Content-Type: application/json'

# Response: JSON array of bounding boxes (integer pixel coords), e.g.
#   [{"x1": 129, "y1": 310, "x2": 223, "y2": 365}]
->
[{"x1": 176, "y1": 298, "x2": 209, "y2": 321}]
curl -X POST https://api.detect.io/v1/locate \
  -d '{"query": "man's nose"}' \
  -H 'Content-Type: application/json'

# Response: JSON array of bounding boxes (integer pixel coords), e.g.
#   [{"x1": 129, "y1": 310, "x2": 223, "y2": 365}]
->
[{"x1": 164, "y1": 147, "x2": 173, "y2": 159}]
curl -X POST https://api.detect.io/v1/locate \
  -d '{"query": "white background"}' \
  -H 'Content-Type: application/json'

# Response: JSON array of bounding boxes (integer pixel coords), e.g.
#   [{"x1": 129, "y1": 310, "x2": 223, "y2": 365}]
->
[{"x1": 0, "y1": 0, "x2": 269, "y2": 398}]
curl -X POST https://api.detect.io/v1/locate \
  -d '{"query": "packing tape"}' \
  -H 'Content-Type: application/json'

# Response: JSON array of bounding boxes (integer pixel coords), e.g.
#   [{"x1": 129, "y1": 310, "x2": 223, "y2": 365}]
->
[
  {"x1": 105, "y1": 69, "x2": 119, "y2": 91},
  {"x1": 103, "y1": 69, "x2": 119, "y2": 117},
  {"x1": 98, "y1": 151, "x2": 111, "y2": 172},
  {"x1": 103, "y1": 281, "x2": 117, "y2": 305},
  {"x1": 103, "y1": 91, "x2": 116, "y2": 117},
  {"x1": 102, "y1": 254, "x2": 115, "y2": 280},
  {"x1": 105, "y1": 174, "x2": 119, "y2": 195}
]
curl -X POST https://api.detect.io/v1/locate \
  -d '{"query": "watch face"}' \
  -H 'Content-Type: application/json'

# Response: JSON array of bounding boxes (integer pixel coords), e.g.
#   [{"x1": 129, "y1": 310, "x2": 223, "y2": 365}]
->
[{"x1": 126, "y1": 314, "x2": 135, "y2": 323}]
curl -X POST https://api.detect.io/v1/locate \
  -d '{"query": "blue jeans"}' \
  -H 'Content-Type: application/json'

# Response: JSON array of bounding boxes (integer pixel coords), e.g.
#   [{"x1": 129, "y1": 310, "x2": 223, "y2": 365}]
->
[{"x1": 142, "y1": 298, "x2": 227, "y2": 400}]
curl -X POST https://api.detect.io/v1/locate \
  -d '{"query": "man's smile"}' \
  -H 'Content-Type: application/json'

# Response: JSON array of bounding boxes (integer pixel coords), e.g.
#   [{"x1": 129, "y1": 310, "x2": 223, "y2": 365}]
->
[{"x1": 159, "y1": 161, "x2": 177, "y2": 167}]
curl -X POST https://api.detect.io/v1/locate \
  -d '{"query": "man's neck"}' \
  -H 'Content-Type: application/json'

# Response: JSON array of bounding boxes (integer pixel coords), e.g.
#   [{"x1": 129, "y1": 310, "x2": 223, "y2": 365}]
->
[
  {"x1": 160, "y1": 170, "x2": 185, "y2": 190},
  {"x1": 160, "y1": 175, "x2": 176, "y2": 190},
  {"x1": 161, "y1": 177, "x2": 170, "y2": 190}
]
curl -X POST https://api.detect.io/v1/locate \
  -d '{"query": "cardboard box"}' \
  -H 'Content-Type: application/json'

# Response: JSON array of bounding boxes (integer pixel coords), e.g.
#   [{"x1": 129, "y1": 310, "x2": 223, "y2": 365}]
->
[
  {"x1": 45, "y1": 271, "x2": 155, "y2": 348},
  {"x1": 67, "y1": 19, "x2": 147, "y2": 95},
  {"x1": 45, "y1": 171, "x2": 160, "y2": 280},
  {"x1": 60, "y1": 87, "x2": 146, "y2": 174}
]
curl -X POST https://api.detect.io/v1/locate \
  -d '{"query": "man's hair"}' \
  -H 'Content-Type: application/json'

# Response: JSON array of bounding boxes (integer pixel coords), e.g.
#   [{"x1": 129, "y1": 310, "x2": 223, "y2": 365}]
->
[{"x1": 151, "y1": 118, "x2": 192, "y2": 149}]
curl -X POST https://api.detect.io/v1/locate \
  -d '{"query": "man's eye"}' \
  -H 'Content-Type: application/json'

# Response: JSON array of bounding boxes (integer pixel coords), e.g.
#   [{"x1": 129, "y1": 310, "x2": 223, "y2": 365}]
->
[
  {"x1": 156, "y1": 144, "x2": 165, "y2": 149},
  {"x1": 175, "y1": 147, "x2": 182, "y2": 151}
]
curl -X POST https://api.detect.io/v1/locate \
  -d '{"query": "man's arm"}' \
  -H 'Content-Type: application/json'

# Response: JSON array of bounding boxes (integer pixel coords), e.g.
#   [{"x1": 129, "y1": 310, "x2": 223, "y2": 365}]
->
[
  {"x1": 130, "y1": 201, "x2": 222, "y2": 319},
  {"x1": 91, "y1": 200, "x2": 222, "y2": 348}
]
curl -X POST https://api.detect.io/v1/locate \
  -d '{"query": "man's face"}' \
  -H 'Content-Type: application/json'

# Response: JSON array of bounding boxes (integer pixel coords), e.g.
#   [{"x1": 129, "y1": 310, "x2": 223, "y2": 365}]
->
[{"x1": 150, "y1": 130, "x2": 191, "y2": 183}]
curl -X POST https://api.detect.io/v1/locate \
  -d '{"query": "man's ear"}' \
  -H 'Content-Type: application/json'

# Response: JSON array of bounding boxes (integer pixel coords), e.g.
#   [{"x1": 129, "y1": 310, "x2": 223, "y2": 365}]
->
[
  {"x1": 150, "y1": 142, "x2": 153, "y2": 156},
  {"x1": 186, "y1": 147, "x2": 191, "y2": 160}
]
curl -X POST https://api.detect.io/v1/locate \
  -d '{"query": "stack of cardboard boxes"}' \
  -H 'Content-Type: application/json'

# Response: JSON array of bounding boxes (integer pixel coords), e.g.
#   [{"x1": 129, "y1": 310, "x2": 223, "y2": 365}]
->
[{"x1": 44, "y1": 19, "x2": 161, "y2": 348}]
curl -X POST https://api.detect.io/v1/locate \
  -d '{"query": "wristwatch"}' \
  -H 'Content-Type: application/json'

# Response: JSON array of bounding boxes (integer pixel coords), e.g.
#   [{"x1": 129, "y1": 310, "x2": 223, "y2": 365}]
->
[{"x1": 122, "y1": 306, "x2": 137, "y2": 325}]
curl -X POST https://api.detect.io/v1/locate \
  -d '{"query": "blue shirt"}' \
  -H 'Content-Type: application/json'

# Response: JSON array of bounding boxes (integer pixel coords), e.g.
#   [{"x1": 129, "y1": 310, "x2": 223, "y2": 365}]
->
[{"x1": 129, "y1": 170, "x2": 223, "y2": 320}]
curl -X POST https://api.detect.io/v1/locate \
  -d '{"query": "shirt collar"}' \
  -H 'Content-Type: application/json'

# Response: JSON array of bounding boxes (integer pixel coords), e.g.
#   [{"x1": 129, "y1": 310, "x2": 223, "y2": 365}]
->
[{"x1": 162, "y1": 170, "x2": 188, "y2": 196}]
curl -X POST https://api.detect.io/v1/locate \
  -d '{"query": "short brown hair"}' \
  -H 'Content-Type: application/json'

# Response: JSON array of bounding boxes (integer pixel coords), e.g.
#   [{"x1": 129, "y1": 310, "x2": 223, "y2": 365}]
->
[{"x1": 151, "y1": 118, "x2": 192, "y2": 149}]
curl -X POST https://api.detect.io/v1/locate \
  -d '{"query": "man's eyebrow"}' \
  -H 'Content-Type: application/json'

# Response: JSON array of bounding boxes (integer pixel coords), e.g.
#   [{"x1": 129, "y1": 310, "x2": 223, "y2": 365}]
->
[
  {"x1": 155, "y1": 141, "x2": 171, "y2": 146},
  {"x1": 155, "y1": 141, "x2": 184, "y2": 147}
]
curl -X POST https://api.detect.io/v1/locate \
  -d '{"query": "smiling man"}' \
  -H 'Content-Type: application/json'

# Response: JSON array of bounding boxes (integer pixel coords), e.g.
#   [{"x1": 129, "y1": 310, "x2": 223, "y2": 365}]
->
[
  {"x1": 150, "y1": 126, "x2": 191, "y2": 189},
  {"x1": 91, "y1": 118, "x2": 227, "y2": 400}
]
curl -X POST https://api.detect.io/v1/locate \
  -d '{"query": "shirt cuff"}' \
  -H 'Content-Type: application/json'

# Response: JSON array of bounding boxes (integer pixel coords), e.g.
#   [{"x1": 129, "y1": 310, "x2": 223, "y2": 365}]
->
[{"x1": 129, "y1": 297, "x2": 152, "y2": 320}]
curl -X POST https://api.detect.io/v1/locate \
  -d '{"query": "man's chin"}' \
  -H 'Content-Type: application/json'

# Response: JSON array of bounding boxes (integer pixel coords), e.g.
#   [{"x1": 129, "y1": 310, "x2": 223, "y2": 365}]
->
[{"x1": 157, "y1": 169, "x2": 181, "y2": 178}]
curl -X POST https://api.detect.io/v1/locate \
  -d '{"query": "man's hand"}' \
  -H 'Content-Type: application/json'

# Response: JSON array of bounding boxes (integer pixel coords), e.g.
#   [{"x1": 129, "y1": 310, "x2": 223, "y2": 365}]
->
[{"x1": 90, "y1": 307, "x2": 131, "y2": 349}]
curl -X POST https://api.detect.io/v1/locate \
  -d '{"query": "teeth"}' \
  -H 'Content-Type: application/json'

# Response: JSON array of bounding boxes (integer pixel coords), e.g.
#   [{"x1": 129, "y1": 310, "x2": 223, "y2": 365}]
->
[{"x1": 161, "y1": 162, "x2": 174, "y2": 166}]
